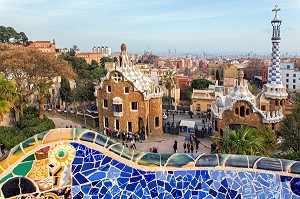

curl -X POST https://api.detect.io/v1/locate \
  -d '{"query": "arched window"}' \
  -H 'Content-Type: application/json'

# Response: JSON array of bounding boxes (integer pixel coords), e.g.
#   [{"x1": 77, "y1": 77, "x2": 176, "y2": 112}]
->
[
  {"x1": 240, "y1": 106, "x2": 245, "y2": 117},
  {"x1": 280, "y1": 100, "x2": 284, "y2": 106},
  {"x1": 275, "y1": 100, "x2": 279, "y2": 106},
  {"x1": 235, "y1": 108, "x2": 239, "y2": 115},
  {"x1": 272, "y1": 123, "x2": 275, "y2": 130},
  {"x1": 246, "y1": 108, "x2": 250, "y2": 115}
]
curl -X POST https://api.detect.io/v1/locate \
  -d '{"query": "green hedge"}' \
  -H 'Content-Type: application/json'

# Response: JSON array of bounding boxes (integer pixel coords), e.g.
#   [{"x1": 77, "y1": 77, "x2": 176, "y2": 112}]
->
[
  {"x1": 0, "y1": 107, "x2": 55, "y2": 150},
  {"x1": 273, "y1": 151, "x2": 300, "y2": 161}
]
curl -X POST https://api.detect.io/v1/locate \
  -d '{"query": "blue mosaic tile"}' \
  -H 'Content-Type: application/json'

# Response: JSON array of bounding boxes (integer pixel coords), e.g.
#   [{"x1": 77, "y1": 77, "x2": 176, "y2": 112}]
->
[
  {"x1": 53, "y1": 142, "x2": 300, "y2": 199},
  {"x1": 291, "y1": 178, "x2": 300, "y2": 196}
]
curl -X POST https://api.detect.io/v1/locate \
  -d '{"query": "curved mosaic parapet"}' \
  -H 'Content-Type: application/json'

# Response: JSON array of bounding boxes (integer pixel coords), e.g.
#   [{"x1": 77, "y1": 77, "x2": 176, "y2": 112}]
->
[{"x1": 0, "y1": 128, "x2": 300, "y2": 198}]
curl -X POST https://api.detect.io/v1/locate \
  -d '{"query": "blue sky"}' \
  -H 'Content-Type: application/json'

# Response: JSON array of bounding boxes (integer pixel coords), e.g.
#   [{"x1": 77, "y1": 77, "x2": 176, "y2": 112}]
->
[{"x1": 0, "y1": 0, "x2": 300, "y2": 55}]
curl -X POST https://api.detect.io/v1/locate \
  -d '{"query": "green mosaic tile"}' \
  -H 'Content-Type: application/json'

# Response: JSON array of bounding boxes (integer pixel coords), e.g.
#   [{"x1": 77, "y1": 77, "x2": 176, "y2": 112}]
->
[
  {"x1": 13, "y1": 161, "x2": 33, "y2": 176},
  {"x1": 22, "y1": 137, "x2": 37, "y2": 153},
  {"x1": 0, "y1": 173, "x2": 13, "y2": 184},
  {"x1": 21, "y1": 154, "x2": 35, "y2": 162},
  {"x1": 36, "y1": 131, "x2": 48, "y2": 143}
]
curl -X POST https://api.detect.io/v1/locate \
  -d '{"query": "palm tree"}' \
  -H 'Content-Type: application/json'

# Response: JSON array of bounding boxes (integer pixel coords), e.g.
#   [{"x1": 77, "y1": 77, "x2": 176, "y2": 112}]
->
[
  {"x1": 37, "y1": 81, "x2": 53, "y2": 119},
  {"x1": 163, "y1": 70, "x2": 178, "y2": 113},
  {"x1": 211, "y1": 126, "x2": 270, "y2": 156},
  {"x1": 0, "y1": 75, "x2": 16, "y2": 121}
]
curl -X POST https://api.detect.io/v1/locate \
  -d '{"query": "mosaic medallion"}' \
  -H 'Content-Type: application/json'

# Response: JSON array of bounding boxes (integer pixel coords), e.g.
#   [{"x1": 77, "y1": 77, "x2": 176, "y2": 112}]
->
[{"x1": 49, "y1": 143, "x2": 75, "y2": 166}]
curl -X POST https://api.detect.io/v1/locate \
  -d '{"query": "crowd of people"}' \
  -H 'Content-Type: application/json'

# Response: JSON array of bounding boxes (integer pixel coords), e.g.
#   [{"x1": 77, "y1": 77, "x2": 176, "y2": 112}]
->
[{"x1": 104, "y1": 127, "x2": 146, "y2": 151}]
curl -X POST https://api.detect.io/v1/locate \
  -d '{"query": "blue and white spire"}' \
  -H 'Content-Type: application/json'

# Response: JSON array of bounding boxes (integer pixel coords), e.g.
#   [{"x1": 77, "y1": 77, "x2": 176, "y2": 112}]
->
[
  {"x1": 264, "y1": 4, "x2": 287, "y2": 99},
  {"x1": 268, "y1": 4, "x2": 282, "y2": 85}
]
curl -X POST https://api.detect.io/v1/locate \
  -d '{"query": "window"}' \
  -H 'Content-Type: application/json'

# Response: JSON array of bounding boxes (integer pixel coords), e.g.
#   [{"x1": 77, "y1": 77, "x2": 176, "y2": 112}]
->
[
  {"x1": 127, "y1": 122, "x2": 132, "y2": 132},
  {"x1": 124, "y1": 86, "x2": 130, "y2": 94},
  {"x1": 287, "y1": 65, "x2": 290, "y2": 70},
  {"x1": 235, "y1": 108, "x2": 239, "y2": 115},
  {"x1": 293, "y1": 79, "x2": 296, "y2": 83},
  {"x1": 246, "y1": 108, "x2": 250, "y2": 115},
  {"x1": 275, "y1": 100, "x2": 279, "y2": 106},
  {"x1": 107, "y1": 86, "x2": 111, "y2": 93},
  {"x1": 104, "y1": 117, "x2": 109, "y2": 128},
  {"x1": 240, "y1": 106, "x2": 245, "y2": 117},
  {"x1": 286, "y1": 79, "x2": 289, "y2": 82},
  {"x1": 131, "y1": 102, "x2": 138, "y2": 111},
  {"x1": 103, "y1": 99, "x2": 108, "y2": 108},
  {"x1": 155, "y1": 116, "x2": 159, "y2": 127},
  {"x1": 272, "y1": 123, "x2": 275, "y2": 131},
  {"x1": 115, "y1": 119, "x2": 120, "y2": 131},
  {"x1": 286, "y1": 74, "x2": 289, "y2": 77},
  {"x1": 293, "y1": 85, "x2": 296, "y2": 89},
  {"x1": 113, "y1": 104, "x2": 122, "y2": 112},
  {"x1": 261, "y1": 105, "x2": 266, "y2": 111},
  {"x1": 196, "y1": 104, "x2": 200, "y2": 111},
  {"x1": 293, "y1": 74, "x2": 296, "y2": 77}
]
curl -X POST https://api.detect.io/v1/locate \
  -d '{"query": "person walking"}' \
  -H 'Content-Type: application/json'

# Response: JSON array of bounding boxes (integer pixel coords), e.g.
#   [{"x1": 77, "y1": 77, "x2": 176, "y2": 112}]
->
[
  {"x1": 190, "y1": 144, "x2": 194, "y2": 153},
  {"x1": 173, "y1": 140, "x2": 178, "y2": 153},
  {"x1": 195, "y1": 139, "x2": 200, "y2": 153},
  {"x1": 187, "y1": 142, "x2": 191, "y2": 153},
  {"x1": 0, "y1": 142, "x2": 4, "y2": 156},
  {"x1": 183, "y1": 142, "x2": 187, "y2": 153}
]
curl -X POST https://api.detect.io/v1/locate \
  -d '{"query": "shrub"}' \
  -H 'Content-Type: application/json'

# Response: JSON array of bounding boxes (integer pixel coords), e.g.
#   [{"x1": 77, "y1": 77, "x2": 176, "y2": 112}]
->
[
  {"x1": 0, "y1": 109, "x2": 55, "y2": 150},
  {"x1": 273, "y1": 151, "x2": 300, "y2": 161}
]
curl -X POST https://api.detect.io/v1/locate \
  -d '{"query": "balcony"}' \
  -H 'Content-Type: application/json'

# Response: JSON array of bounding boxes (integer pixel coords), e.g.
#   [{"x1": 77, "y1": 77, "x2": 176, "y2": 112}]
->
[{"x1": 114, "y1": 112, "x2": 123, "y2": 117}]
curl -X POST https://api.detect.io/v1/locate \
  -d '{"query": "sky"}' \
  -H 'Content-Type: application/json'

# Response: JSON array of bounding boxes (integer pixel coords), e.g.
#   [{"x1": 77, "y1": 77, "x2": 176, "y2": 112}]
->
[{"x1": 0, "y1": 0, "x2": 300, "y2": 55}]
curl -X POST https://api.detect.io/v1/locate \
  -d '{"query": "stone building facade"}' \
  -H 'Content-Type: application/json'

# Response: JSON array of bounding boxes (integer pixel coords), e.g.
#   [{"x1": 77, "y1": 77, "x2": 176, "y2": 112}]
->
[{"x1": 95, "y1": 44, "x2": 164, "y2": 137}]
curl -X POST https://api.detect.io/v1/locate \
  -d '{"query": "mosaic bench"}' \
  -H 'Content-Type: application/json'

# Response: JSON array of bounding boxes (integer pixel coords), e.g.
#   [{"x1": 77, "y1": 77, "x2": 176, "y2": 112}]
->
[{"x1": 0, "y1": 128, "x2": 300, "y2": 198}]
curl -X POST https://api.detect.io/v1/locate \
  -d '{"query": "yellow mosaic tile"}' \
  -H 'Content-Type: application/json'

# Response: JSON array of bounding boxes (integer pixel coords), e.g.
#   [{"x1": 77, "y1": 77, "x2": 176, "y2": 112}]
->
[
  {"x1": 7, "y1": 145, "x2": 25, "y2": 166},
  {"x1": 43, "y1": 129, "x2": 62, "y2": 144},
  {"x1": 59, "y1": 128, "x2": 73, "y2": 141}
]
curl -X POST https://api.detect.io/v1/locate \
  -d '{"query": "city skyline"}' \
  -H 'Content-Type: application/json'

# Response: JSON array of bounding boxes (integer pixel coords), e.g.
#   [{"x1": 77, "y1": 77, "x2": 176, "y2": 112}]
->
[{"x1": 1, "y1": 0, "x2": 300, "y2": 55}]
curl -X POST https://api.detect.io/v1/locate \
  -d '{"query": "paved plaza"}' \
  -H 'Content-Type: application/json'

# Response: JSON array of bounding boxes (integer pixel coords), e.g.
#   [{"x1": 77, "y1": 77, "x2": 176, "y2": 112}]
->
[{"x1": 48, "y1": 114, "x2": 213, "y2": 154}]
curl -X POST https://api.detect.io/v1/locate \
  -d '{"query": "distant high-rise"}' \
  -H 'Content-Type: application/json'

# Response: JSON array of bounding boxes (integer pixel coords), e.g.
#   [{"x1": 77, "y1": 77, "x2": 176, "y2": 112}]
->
[{"x1": 92, "y1": 46, "x2": 111, "y2": 56}]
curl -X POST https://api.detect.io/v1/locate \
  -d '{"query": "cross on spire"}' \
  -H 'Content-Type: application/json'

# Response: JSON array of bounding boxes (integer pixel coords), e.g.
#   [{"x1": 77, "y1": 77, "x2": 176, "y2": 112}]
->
[{"x1": 272, "y1": 4, "x2": 280, "y2": 20}]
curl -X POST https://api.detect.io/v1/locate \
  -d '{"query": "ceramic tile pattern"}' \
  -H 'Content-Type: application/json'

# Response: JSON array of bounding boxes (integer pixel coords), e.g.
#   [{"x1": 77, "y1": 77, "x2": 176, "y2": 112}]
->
[{"x1": 0, "y1": 128, "x2": 300, "y2": 198}]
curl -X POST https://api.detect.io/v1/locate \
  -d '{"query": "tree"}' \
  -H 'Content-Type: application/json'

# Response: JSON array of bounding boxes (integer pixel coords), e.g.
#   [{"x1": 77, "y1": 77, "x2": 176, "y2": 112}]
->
[
  {"x1": 216, "y1": 70, "x2": 220, "y2": 85},
  {"x1": 248, "y1": 84, "x2": 260, "y2": 95},
  {"x1": 163, "y1": 70, "x2": 178, "y2": 112},
  {"x1": 37, "y1": 81, "x2": 53, "y2": 119},
  {"x1": 69, "y1": 45, "x2": 79, "y2": 56},
  {"x1": 211, "y1": 68, "x2": 215, "y2": 76},
  {"x1": 191, "y1": 78, "x2": 214, "y2": 90},
  {"x1": 278, "y1": 94, "x2": 300, "y2": 152},
  {"x1": 0, "y1": 43, "x2": 76, "y2": 121},
  {"x1": 59, "y1": 77, "x2": 74, "y2": 113},
  {"x1": 88, "y1": 59, "x2": 99, "y2": 70},
  {"x1": 0, "y1": 75, "x2": 17, "y2": 121},
  {"x1": 0, "y1": 26, "x2": 28, "y2": 44},
  {"x1": 211, "y1": 126, "x2": 270, "y2": 156},
  {"x1": 100, "y1": 57, "x2": 113, "y2": 68}
]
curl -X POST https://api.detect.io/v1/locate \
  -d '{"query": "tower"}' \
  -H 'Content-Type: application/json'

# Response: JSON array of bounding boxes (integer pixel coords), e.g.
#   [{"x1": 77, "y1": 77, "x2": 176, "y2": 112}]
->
[
  {"x1": 264, "y1": 5, "x2": 287, "y2": 100},
  {"x1": 263, "y1": 4, "x2": 287, "y2": 124}
]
